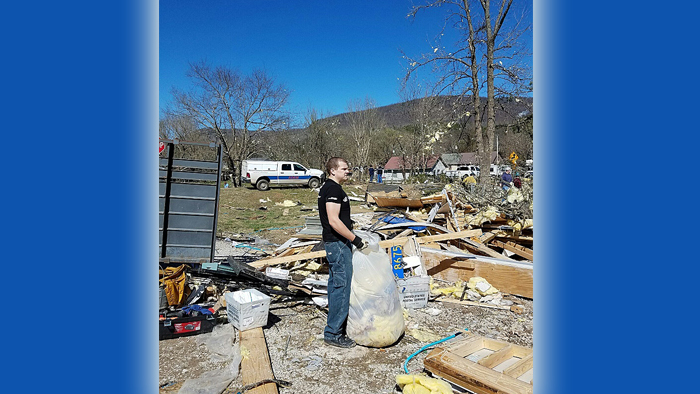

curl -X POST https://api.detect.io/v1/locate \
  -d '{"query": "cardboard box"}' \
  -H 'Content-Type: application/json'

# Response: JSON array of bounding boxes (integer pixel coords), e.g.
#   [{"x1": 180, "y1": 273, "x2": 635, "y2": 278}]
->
[
  {"x1": 396, "y1": 276, "x2": 430, "y2": 309},
  {"x1": 225, "y1": 289, "x2": 271, "y2": 331}
]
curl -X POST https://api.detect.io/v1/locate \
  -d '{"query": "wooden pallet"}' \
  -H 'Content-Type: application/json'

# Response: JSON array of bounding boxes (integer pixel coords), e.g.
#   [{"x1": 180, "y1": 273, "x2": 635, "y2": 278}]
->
[{"x1": 424, "y1": 333, "x2": 533, "y2": 394}]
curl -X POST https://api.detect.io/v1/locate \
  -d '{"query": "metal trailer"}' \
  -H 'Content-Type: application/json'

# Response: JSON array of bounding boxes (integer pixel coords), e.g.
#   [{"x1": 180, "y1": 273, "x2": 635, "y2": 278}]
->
[{"x1": 159, "y1": 139, "x2": 223, "y2": 265}]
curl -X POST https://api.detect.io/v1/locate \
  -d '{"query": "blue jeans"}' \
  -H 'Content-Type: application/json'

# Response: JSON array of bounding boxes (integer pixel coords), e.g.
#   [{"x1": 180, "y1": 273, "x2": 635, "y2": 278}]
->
[{"x1": 323, "y1": 239, "x2": 353, "y2": 340}]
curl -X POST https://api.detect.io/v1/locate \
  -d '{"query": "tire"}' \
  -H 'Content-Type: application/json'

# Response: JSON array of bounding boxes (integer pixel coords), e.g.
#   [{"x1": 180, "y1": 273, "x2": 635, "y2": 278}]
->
[
  {"x1": 308, "y1": 177, "x2": 320, "y2": 189},
  {"x1": 256, "y1": 179, "x2": 270, "y2": 191}
]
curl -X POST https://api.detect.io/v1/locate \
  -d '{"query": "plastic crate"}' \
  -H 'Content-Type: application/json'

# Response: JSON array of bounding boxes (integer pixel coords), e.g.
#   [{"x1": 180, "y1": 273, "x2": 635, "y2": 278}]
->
[{"x1": 225, "y1": 289, "x2": 271, "y2": 331}]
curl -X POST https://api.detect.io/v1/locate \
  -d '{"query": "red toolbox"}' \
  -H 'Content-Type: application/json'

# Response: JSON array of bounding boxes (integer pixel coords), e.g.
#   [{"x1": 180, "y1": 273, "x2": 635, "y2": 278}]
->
[{"x1": 159, "y1": 313, "x2": 218, "y2": 340}]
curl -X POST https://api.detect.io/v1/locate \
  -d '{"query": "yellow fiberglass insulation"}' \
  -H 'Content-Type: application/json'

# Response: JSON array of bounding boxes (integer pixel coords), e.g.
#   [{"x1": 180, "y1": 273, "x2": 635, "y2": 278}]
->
[
  {"x1": 430, "y1": 279, "x2": 464, "y2": 299},
  {"x1": 466, "y1": 205, "x2": 500, "y2": 226},
  {"x1": 396, "y1": 374, "x2": 453, "y2": 394},
  {"x1": 506, "y1": 187, "x2": 525, "y2": 203},
  {"x1": 407, "y1": 327, "x2": 443, "y2": 343},
  {"x1": 507, "y1": 218, "x2": 533, "y2": 232},
  {"x1": 402, "y1": 383, "x2": 431, "y2": 394},
  {"x1": 467, "y1": 276, "x2": 499, "y2": 296}
]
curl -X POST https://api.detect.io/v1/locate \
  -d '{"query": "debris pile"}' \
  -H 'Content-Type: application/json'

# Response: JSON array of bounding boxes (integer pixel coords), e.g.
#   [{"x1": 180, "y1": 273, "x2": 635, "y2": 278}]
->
[{"x1": 159, "y1": 179, "x2": 533, "y2": 394}]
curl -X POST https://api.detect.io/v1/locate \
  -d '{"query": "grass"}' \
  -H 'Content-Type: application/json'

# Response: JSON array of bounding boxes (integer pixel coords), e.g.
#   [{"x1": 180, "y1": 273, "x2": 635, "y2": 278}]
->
[{"x1": 216, "y1": 183, "x2": 373, "y2": 243}]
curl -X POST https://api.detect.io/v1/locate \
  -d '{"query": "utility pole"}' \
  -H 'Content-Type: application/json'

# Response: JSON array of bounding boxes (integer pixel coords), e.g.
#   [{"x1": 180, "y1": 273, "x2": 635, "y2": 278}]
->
[{"x1": 496, "y1": 135, "x2": 499, "y2": 164}]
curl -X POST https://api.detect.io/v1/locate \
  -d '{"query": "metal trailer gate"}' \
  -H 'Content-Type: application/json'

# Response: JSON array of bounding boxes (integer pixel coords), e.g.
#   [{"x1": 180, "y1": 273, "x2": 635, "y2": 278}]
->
[{"x1": 159, "y1": 139, "x2": 223, "y2": 265}]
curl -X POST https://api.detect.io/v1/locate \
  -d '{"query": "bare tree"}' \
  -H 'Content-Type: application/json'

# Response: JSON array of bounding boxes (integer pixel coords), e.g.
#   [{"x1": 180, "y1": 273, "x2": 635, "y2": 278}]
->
[
  {"x1": 158, "y1": 113, "x2": 212, "y2": 161},
  {"x1": 159, "y1": 112, "x2": 199, "y2": 141},
  {"x1": 344, "y1": 97, "x2": 384, "y2": 180},
  {"x1": 301, "y1": 107, "x2": 341, "y2": 170},
  {"x1": 169, "y1": 62, "x2": 290, "y2": 186},
  {"x1": 371, "y1": 127, "x2": 402, "y2": 169},
  {"x1": 400, "y1": 85, "x2": 450, "y2": 175},
  {"x1": 405, "y1": 0, "x2": 531, "y2": 184}
]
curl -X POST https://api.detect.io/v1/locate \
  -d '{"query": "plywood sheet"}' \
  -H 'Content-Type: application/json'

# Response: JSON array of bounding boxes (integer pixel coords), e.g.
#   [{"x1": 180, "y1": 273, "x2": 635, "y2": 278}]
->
[{"x1": 421, "y1": 248, "x2": 533, "y2": 299}]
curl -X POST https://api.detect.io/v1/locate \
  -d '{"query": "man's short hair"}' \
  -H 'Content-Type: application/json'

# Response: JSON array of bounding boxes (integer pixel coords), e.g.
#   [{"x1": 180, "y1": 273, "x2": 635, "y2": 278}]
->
[{"x1": 326, "y1": 157, "x2": 347, "y2": 174}]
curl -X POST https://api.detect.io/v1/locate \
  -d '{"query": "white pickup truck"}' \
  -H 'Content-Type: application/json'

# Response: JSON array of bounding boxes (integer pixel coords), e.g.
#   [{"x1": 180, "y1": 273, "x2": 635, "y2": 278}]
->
[
  {"x1": 445, "y1": 165, "x2": 480, "y2": 179},
  {"x1": 241, "y1": 160, "x2": 324, "y2": 191}
]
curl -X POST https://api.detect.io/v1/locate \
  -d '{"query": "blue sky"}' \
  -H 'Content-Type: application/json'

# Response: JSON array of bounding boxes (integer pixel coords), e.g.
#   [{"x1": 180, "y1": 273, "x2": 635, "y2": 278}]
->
[{"x1": 160, "y1": 0, "x2": 532, "y2": 125}]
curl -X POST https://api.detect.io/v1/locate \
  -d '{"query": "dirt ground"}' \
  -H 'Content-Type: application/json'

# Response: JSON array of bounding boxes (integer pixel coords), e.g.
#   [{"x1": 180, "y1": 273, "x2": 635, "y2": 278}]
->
[{"x1": 159, "y1": 239, "x2": 533, "y2": 394}]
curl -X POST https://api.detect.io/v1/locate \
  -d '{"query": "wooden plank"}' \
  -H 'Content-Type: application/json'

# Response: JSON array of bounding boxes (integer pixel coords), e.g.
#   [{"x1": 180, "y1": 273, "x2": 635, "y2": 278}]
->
[
  {"x1": 446, "y1": 333, "x2": 484, "y2": 357},
  {"x1": 249, "y1": 250, "x2": 327, "y2": 268},
  {"x1": 297, "y1": 244, "x2": 314, "y2": 254},
  {"x1": 239, "y1": 327, "x2": 279, "y2": 394},
  {"x1": 491, "y1": 240, "x2": 533, "y2": 261},
  {"x1": 425, "y1": 348, "x2": 532, "y2": 394},
  {"x1": 394, "y1": 228, "x2": 414, "y2": 238},
  {"x1": 503, "y1": 353, "x2": 533, "y2": 379},
  {"x1": 420, "y1": 194, "x2": 446, "y2": 205},
  {"x1": 291, "y1": 233, "x2": 322, "y2": 240},
  {"x1": 436, "y1": 297, "x2": 511, "y2": 311},
  {"x1": 478, "y1": 345, "x2": 514, "y2": 368},
  {"x1": 445, "y1": 215, "x2": 457, "y2": 232},
  {"x1": 249, "y1": 229, "x2": 482, "y2": 268},
  {"x1": 477, "y1": 231, "x2": 498, "y2": 244},
  {"x1": 482, "y1": 338, "x2": 531, "y2": 358},
  {"x1": 421, "y1": 248, "x2": 533, "y2": 299},
  {"x1": 287, "y1": 240, "x2": 320, "y2": 249},
  {"x1": 274, "y1": 248, "x2": 297, "y2": 258},
  {"x1": 495, "y1": 234, "x2": 533, "y2": 243},
  {"x1": 461, "y1": 238, "x2": 513, "y2": 260},
  {"x1": 399, "y1": 229, "x2": 481, "y2": 244}
]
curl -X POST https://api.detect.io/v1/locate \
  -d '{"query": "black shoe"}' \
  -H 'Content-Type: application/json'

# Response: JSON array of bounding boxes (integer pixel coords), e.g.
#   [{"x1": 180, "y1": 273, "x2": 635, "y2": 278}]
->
[{"x1": 324, "y1": 335, "x2": 356, "y2": 348}]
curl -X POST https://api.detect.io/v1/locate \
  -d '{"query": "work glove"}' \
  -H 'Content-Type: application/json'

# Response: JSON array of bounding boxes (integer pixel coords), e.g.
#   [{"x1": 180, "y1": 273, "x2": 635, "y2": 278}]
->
[{"x1": 351, "y1": 236, "x2": 368, "y2": 251}]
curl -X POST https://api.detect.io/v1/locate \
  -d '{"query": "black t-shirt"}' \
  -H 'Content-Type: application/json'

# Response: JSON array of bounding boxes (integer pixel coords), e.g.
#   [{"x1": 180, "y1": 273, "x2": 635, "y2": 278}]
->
[{"x1": 318, "y1": 179, "x2": 352, "y2": 242}]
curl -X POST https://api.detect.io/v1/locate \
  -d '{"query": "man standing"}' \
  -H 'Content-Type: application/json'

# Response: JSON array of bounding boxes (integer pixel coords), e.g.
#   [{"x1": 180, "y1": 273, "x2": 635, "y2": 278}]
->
[
  {"x1": 377, "y1": 165, "x2": 383, "y2": 184},
  {"x1": 318, "y1": 157, "x2": 368, "y2": 348},
  {"x1": 368, "y1": 165, "x2": 375, "y2": 183},
  {"x1": 501, "y1": 168, "x2": 513, "y2": 191}
]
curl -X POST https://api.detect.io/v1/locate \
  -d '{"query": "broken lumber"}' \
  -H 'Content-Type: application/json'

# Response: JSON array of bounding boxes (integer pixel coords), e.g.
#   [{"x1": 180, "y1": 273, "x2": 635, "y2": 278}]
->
[
  {"x1": 436, "y1": 297, "x2": 511, "y2": 311},
  {"x1": 460, "y1": 237, "x2": 514, "y2": 260},
  {"x1": 420, "y1": 194, "x2": 446, "y2": 205},
  {"x1": 477, "y1": 231, "x2": 498, "y2": 244},
  {"x1": 420, "y1": 248, "x2": 533, "y2": 298},
  {"x1": 491, "y1": 240, "x2": 533, "y2": 261},
  {"x1": 239, "y1": 327, "x2": 279, "y2": 394},
  {"x1": 373, "y1": 196, "x2": 425, "y2": 209},
  {"x1": 249, "y1": 229, "x2": 483, "y2": 268}
]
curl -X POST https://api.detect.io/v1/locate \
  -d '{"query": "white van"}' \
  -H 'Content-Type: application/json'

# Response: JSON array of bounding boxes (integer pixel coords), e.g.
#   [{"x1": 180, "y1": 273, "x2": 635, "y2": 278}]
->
[{"x1": 241, "y1": 160, "x2": 324, "y2": 191}]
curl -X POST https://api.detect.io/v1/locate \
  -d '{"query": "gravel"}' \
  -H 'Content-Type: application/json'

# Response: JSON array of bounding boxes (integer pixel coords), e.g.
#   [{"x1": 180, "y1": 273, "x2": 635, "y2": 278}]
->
[{"x1": 159, "y1": 238, "x2": 533, "y2": 394}]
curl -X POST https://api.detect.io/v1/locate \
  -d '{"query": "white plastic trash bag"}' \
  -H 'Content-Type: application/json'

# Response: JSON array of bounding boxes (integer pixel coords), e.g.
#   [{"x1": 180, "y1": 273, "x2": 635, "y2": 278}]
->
[{"x1": 347, "y1": 230, "x2": 405, "y2": 347}]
